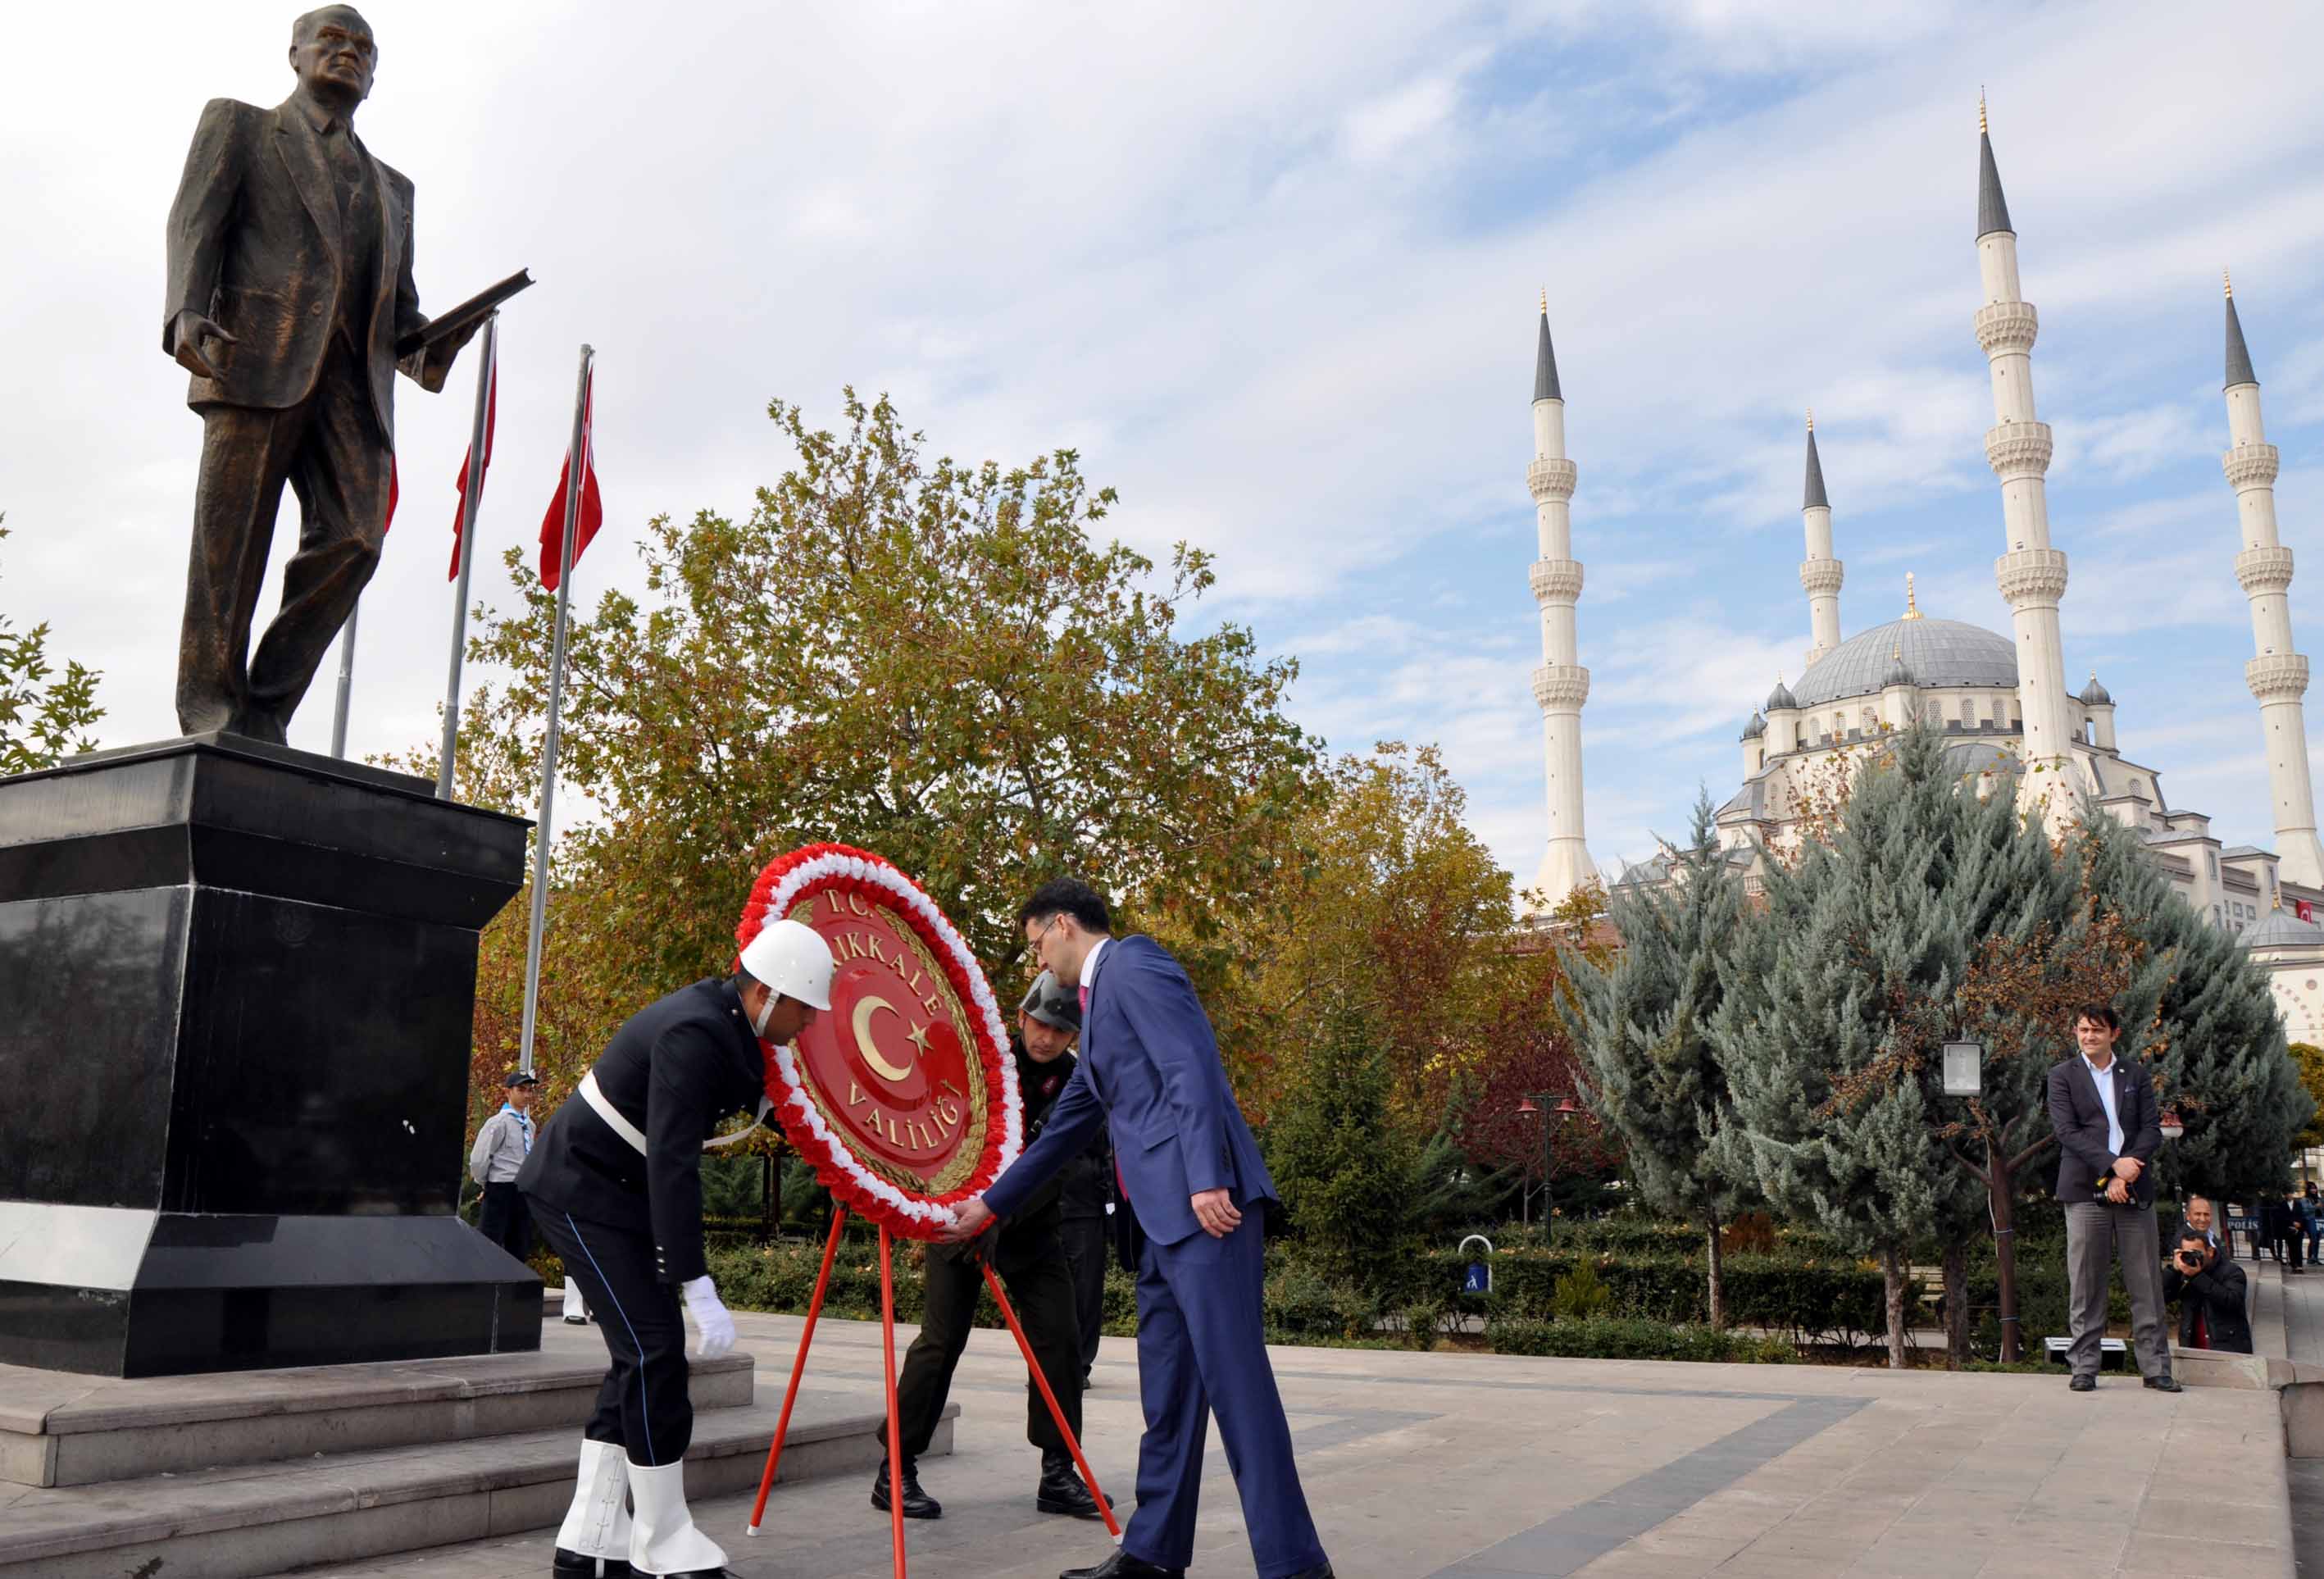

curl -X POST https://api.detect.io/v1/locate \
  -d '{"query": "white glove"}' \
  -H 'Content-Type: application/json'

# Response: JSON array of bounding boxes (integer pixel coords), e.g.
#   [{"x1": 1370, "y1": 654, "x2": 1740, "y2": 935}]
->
[{"x1": 680, "y1": 1275, "x2": 736, "y2": 1358}]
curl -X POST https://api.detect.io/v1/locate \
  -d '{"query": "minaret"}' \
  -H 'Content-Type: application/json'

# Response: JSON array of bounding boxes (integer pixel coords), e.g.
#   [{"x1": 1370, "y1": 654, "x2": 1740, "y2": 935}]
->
[
  {"x1": 1800, "y1": 410, "x2": 1843, "y2": 669},
  {"x1": 1528, "y1": 292, "x2": 1597, "y2": 908},
  {"x1": 1972, "y1": 94, "x2": 2075, "y2": 809},
  {"x1": 2221, "y1": 274, "x2": 2324, "y2": 885}
]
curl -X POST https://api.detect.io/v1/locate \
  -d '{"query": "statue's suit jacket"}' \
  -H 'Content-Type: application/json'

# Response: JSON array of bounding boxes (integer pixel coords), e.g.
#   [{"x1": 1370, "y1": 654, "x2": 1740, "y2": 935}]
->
[{"x1": 164, "y1": 96, "x2": 453, "y2": 444}]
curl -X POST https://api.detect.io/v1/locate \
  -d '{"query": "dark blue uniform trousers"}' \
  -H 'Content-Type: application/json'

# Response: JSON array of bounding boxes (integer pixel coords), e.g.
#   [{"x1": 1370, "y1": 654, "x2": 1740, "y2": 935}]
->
[{"x1": 1124, "y1": 1214, "x2": 1325, "y2": 1577}]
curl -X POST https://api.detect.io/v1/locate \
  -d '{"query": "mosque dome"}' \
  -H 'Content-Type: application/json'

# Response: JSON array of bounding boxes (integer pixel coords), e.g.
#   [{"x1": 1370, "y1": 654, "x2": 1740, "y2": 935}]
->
[
  {"x1": 2240, "y1": 909, "x2": 2324, "y2": 953},
  {"x1": 1793, "y1": 617, "x2": 2019, "y2": 708}
]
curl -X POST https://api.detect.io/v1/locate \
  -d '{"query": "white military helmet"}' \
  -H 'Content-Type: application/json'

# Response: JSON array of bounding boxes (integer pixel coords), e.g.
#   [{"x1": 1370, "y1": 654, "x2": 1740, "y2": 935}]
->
[{"x1": 738, "y1": 917, "x2": 835, "y2": 1011}]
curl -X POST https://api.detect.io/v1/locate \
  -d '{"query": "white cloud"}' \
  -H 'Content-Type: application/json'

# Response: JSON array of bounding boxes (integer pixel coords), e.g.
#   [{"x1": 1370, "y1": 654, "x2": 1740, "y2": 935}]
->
[{"x1": 5, "y1": 0, "x2": 2323, "y2": 901}]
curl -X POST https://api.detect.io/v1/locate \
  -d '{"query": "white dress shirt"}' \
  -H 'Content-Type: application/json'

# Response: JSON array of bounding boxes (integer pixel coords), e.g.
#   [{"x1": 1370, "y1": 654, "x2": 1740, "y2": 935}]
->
[
  {"x1": 2083, "y1": 1053, "x2": 2125, "y2": 1157},
  {"x1": 1080, "y1": 935, "x2": 1110, "y2": 999}
]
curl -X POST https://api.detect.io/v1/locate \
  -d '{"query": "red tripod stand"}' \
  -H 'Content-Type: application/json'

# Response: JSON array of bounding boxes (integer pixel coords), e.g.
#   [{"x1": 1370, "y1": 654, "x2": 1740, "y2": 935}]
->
[{"x1": 742, "y1": 1206, "x2": 1120, "y2": 1574}]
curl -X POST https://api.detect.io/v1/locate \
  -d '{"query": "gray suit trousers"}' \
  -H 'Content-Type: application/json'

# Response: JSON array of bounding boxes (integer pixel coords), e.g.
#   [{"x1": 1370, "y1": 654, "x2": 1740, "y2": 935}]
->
[{"x1": 2064, "y1": 1199, "x2": 2170, "y2": 1379}]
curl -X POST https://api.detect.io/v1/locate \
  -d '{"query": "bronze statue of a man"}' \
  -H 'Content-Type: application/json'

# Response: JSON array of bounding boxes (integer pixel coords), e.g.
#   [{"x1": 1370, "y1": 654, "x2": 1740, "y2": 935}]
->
[{"x1": 164, "y1": 7, "x2": 474, "y2": 742}]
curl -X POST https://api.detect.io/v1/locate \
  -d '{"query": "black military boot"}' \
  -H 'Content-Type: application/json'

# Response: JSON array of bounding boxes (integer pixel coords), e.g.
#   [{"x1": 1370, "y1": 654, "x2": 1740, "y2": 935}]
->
[
  {"x1": 871, "y1": 1456, "x2": 942, "y2": 1519},
  {"x1": 1035, "y1": 1448, "x2": 1103, "y2": 1519},
  {"x1": 552, "y1": 1550, "x2": 631, "y2": 1577}
]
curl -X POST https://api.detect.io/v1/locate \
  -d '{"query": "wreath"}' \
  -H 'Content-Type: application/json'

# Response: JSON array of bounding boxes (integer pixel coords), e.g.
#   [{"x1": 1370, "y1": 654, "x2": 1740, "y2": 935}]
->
[{"x1": 736, "y1": 844, "x2": 1019, "y2": 1238}]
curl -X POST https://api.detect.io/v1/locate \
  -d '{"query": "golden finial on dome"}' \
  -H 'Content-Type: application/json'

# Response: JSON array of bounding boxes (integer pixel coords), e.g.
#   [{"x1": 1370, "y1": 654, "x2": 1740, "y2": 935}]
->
[
  {"x1": 1539, "y1": 286, "x2": 1548, "y2": 316},
  {"x1": 1978, "y1": 89, "x2": 1988, "y2": 136},
  {"x1": 1904, "y1": 572, "x2": 1923, "y2": 620},
  {"x1": 2225, "y1": 268, "x2": 2234, "y2": 300},
  {"x1": 1807, "y1": 407, "x2": 1815, "y2": 432}
]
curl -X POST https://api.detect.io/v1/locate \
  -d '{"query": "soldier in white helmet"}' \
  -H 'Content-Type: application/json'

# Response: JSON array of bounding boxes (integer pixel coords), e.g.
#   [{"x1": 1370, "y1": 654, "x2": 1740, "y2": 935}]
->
[{"x1": 520, "y1": 918, "x2": 835, "y2": 1579}]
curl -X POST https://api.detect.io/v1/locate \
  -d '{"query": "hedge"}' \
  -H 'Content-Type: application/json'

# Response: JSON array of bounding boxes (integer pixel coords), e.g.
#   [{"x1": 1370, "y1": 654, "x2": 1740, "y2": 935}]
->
[{"x1": 1486, "y1": 1317, "x2": 1797, "y2": 1363}]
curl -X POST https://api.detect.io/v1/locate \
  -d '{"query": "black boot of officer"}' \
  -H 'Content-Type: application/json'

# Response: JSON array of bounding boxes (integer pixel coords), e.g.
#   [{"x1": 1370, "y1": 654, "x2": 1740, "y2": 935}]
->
[
  {"x1": 1037, "y1": 1447, "x2": 1103, "y2": 1519},
  {"x1": 871, "y1": 1454, "x2": 942, "y2": 1518}
]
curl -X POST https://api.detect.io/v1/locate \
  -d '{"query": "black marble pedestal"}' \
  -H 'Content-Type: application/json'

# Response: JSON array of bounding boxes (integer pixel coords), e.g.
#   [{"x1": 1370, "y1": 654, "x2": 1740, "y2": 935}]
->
[{"x1": 0, "y1": 734, "x2": 541, "y2": 1376}]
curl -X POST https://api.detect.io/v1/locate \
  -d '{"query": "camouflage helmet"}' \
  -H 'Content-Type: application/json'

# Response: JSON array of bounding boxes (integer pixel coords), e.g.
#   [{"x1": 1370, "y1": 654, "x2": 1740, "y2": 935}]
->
[{"x1": 1018, "y1": 969, "x2": 1080, "y2": 1033}]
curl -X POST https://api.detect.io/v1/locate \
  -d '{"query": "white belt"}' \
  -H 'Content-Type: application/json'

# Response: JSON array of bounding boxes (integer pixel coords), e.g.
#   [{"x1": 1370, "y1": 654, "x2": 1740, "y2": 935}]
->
[{"x1": 579, "y1": 1070, "x2": 770, "y2": 1157}]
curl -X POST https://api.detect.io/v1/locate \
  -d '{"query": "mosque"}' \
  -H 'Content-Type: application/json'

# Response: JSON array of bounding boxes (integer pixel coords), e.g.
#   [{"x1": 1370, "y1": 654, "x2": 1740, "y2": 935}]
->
[{"x1": 1521, "y1": 98, "x2": 2324, "y2": 1045}]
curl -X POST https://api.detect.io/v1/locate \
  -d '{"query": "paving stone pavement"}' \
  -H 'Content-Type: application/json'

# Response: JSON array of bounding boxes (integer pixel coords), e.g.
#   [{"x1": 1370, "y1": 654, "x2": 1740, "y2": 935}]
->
[{"x1": 273, "y1": 1309, "x2": 2296, "y2": 1579}]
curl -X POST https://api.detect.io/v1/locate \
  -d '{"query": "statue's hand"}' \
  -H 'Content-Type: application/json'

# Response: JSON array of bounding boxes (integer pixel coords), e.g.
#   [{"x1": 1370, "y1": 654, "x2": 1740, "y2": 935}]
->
[{"x1": 168, "y1": 311, "x2": 238, "y2": 381}]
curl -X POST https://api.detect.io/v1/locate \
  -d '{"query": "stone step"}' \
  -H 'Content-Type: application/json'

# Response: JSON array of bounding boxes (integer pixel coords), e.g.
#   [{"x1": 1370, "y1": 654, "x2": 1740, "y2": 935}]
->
[
  {"x1": 0, "y1": 1322, "x2": 752, "y2": 1487},
  {"x1": 0, "y1": 1390, "x2": 954, "y2": 1579}
]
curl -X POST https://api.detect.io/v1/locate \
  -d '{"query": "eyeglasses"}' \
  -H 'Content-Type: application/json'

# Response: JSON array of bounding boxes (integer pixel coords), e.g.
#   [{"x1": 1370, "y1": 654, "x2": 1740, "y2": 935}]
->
[{"x1": 1030, "y1": 915, "x2": 1064, "y2": 951}]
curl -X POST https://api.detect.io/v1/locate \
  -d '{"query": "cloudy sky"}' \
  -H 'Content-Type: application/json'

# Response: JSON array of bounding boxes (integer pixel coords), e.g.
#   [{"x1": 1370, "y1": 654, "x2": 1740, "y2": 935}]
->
[{"x1": 5, "y1": 0, "x2": 2322, "y2": 886}]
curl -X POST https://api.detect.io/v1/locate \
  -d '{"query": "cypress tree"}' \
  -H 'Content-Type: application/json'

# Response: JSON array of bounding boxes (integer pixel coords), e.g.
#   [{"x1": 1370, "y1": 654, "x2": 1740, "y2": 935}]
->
[
  {"x1": 1712, "y1": 730, "x2": 1992, "y2": 1367},
  {"x1": 2070, "y1": 809, "x2": 2314, "y2": 1200},
  {"x1": 1562, "y1": 792, "x2": 1754, "y2": 1326}
]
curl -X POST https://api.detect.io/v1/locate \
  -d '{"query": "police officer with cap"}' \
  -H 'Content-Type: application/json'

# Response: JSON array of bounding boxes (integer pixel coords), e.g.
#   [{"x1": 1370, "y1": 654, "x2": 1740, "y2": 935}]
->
[
  {"x1": 519, "y1": 918, "x2": 834, "y2": 1579},
  {"x1": 871, "y1": 971, "x2": 1104, "y2": 1525},
  {"x1": 471, "y1": 1069, "x2": 540, "y2": 1261}
]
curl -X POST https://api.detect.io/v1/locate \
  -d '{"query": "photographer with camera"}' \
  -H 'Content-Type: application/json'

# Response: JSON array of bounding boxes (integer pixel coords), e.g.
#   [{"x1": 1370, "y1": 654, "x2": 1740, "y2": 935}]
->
[{"x1": 2164, "y1": 1231, "x2": 2252, "y2": 1354}]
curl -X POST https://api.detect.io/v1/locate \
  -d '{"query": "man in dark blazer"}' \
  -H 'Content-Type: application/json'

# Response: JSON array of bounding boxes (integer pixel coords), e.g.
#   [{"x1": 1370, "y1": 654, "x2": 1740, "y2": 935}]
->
[
  {"x1": 519, "y1": 918, "x2": 832, "y2": 1579},
  {"x1": 2046, "y1": 1003, "x2": 2176, "y2": 1392},
  {"x1": 2163, "y1": 1231, "x2": 2254, "y2": 1354},
  {"x1": 948, "y1": 880, "x2": 1332, "y2": 1579},
  {"x1": 162, "y1": 7, "x2": 474, "y2": 741},
  {"x1": 875, "y1": 972, "x2": 1101, "y2": 1525}
]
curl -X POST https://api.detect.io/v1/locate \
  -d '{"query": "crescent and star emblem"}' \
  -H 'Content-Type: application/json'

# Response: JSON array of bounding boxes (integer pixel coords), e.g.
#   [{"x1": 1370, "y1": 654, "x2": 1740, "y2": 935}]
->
[{"x1": 851, "y1": 994, "x2": 924, "y2": 1083}]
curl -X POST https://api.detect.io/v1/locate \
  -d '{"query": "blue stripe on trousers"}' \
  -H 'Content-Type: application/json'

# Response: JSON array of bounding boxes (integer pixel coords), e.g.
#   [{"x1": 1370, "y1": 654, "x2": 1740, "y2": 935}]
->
[{"x1": 563, "y1": 1211, "x2": 657, "y2": 1466}]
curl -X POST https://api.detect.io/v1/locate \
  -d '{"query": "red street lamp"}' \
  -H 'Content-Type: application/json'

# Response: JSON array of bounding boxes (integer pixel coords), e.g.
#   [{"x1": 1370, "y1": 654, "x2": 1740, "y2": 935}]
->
[{"x1": 2159, "y1": 1109, "x2": 2185, "y2": 1141}]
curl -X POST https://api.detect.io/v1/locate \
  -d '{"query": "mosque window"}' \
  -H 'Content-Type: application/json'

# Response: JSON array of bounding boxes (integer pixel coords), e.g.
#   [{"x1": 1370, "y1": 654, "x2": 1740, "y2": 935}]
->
[
  {"x1": 2210, "y1": 853, "x2": 2221, "y2": 881},
  {"x1": 1922, "y1": 699, "x2": 1940, "y2": 726},
  {"x1": 1861, "y1": 708, "x2": 1876, "y2": 733}
]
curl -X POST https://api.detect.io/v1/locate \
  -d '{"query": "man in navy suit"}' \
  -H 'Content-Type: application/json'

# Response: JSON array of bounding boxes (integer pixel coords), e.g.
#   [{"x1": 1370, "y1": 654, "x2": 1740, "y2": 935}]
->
[
  {"x1": 2045, "y1": 1002, "x2": 2177, "y2": 1393},
  {"x1": 948, "y1": 880, "x2": 1332, "y2": 1579}
]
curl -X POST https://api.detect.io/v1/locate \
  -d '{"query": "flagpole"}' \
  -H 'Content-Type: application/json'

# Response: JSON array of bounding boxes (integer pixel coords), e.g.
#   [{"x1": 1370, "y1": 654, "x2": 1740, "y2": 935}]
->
[
  {"x1": 436, "y1": 313, "x2": 500, "y2": 799},
  {"x1": 518, "y1": 343, "x2": 594, "y2": 1076},
  {"x1": 328, "y1": 599, "x2": 360, "y2": 758}
]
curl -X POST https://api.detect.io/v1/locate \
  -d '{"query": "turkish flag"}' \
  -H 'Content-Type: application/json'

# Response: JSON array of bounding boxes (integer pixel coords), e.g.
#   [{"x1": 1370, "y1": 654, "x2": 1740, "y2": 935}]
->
[
  {"x1": 449, "y1": 364, "x2": 498, "y2": 579},
  {"x1": 538, "y1": 371, "x2": 602, "y2": 593},
  {"x1": 2300, "y1": 900, "x2": 2314, "y2": 923}
]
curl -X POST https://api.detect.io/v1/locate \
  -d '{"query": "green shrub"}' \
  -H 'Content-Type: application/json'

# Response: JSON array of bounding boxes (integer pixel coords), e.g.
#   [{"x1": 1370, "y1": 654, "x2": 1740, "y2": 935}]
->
[
  {"x1": 1399, "y1": 1301, "x2": 1446, "y2": 1351},
  {"x1": 1486, "y1": 1316, "x2": 1795, "y2": 1363},
  {"x1": 1262, "y1": 1253, "x2": 1376, "y2": 1341},
  {"x1": 1549, "y1": 1260, "x2": 1612, "y2": 1320}
]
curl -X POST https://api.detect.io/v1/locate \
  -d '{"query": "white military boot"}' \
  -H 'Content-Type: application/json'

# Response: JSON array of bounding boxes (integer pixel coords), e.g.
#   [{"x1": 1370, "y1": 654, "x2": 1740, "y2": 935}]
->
[
  {"x1": 550, "y1": 1437, "x2": 632, "y2": 1576},
  {"x1": 627, "y1": 1458, "x2": 728, "y2": 1577}
]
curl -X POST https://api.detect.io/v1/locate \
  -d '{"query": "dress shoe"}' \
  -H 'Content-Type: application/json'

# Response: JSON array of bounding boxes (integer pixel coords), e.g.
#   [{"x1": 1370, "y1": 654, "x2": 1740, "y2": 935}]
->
[
  {"x1": 871, "y1": 1456, "x2": 942, "y2": 1519},
  {"x1": 1035, "y1": 1448, "x2": 1104, "y2": 1519},
  {"x1": 2144, "y1": 1375, "x2": 2184, "y2": 1393},
  {"x1": 2069, "y1": 1373, "x2": 2096, "y2": 1391},
  {"x1": 1280, "y1": 1568, "x2": 1337, "y2": 1579},
  {"x1": 1060, "y1": 1552, "x2": 1185, "y2": 1579},
  {"x1": 553, "y1": 1551, "x2": 630, "y2": 1577}
]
